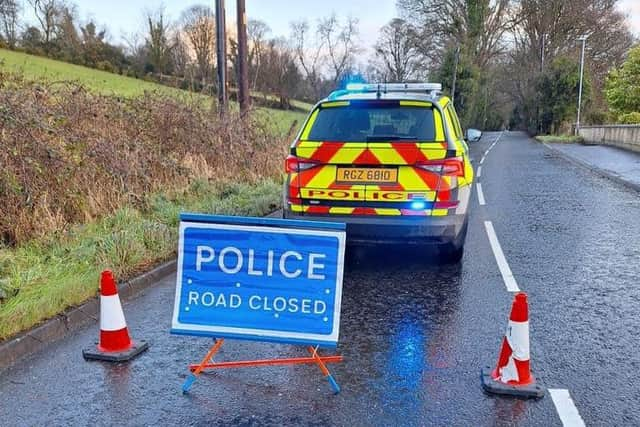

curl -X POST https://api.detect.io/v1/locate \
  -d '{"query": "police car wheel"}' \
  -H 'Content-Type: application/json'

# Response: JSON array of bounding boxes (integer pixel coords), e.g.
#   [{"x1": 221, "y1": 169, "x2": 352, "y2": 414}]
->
[
  {"x1": 440, "y1": 219, "x2": 468, "y2": 263},
  {"x1": 440, "y1": 244, "x2": 464, "y2": 263}
]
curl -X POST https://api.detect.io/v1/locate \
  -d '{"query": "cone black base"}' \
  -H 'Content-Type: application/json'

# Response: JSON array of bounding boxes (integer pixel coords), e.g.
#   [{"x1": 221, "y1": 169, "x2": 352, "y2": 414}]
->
[
  {"x1": 83, "y1": 340, "x2": 149, "y2": 362},
  {"x1": 481, "y1": 367, "x2": 545, "y2": 398}
]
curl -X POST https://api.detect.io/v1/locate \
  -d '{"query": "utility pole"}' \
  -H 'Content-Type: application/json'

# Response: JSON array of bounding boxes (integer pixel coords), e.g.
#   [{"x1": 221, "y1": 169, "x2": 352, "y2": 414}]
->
[
  {"x1": 215, "y1": 0, "x2": 227, "y2": 113},
  {"x1": 236, "y1": 0, "x2": 249, "y2": 115},
  {"x1": 576, "y1": 35, "x2": 588, "y2": 136},
  {"x1": 451, "y1": 45, "x2": 460, "y2": 106}
]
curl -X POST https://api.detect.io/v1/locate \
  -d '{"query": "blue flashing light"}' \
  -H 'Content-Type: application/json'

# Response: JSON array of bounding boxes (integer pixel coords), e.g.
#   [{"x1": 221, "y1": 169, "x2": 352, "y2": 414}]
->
[
  {"x1": 410, "y1": 201, "x2": 426, "y2": 210},
  {"x1": 345, "y1": 83, "x2": 366, "y2": 91}
]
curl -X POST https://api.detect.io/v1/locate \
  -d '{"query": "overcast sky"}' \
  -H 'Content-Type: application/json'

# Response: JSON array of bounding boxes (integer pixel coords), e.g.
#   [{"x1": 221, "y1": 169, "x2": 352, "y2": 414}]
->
[
  {"x1": 21, "y1": 0, "x2": 640, "y2": 48},
  {"x1": 619, "y1": 0, "x2": 640, "y2": 34},
  {"x1": 37, "y1": 0, "x2": 397, "y2": 49}
]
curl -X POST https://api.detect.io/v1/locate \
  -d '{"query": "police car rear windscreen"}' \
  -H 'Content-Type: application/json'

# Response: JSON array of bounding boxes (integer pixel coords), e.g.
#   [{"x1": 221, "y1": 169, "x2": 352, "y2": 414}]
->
[{"x1": 307, "y1": 103, "x2": 436, "y2": 142}]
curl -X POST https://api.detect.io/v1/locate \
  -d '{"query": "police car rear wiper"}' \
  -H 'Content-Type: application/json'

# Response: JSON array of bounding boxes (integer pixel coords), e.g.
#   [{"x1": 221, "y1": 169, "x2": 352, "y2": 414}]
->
[{"x1": 366, "y1": 135, "x2": 418, "y2": 141}]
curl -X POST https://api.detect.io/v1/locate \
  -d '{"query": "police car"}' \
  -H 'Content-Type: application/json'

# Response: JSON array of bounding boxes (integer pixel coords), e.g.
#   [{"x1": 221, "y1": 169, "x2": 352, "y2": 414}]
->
[{"x1": 284, "y1": 83, "x2": 473, "y2": 261}]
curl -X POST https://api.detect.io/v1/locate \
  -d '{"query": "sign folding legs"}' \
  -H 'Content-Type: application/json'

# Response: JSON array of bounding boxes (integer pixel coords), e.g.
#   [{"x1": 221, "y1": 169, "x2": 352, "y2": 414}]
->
[
  {"x1": 181, "y1": 339, "x2": 343, "y2": 394},
  {"x1": 182, "y1": 338, "x2": 225, "y2": 393},
  {"x1": 308, "y1": 346, "x2": 341, "y2": 393}
]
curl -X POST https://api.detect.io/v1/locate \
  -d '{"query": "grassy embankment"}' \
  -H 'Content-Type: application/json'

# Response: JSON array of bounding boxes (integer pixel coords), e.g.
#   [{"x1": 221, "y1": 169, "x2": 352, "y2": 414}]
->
[
  {"x1": 0, "y1": 50, "x2": 309, "y2": 340},
  {"x1": 0, "y1": 48, "x2": 309, "y2": 135}
]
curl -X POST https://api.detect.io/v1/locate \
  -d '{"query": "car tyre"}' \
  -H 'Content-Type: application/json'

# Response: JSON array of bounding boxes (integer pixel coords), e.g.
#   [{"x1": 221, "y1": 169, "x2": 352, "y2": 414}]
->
[
  {"x1": 441, "y1": 244, "x2": 464, "y2": 263},
  {"x1": 440, "y1": 218, "x2": 468, "y2": 263}
]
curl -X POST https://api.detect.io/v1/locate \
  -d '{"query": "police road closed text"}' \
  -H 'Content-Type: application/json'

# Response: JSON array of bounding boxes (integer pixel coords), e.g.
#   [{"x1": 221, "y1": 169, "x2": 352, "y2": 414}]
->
[
  {"x1": 186, "y1": 291, "x2": 328, "y2": 315},
  {"x1": 189, "y1": 246, "x2": 328, "y2": 316},
  {"x1": 171, "y1": 217, "x2": 346, "y2": 346},
  {"x1": 195, "y1": 246, "x2": 327, "y2": 279}
]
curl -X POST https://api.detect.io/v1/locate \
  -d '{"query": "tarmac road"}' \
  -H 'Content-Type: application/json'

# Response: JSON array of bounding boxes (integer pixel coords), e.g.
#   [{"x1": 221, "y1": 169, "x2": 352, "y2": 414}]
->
[{"x1": 1, "y1": 131, "x2": 639, "y2": 426}]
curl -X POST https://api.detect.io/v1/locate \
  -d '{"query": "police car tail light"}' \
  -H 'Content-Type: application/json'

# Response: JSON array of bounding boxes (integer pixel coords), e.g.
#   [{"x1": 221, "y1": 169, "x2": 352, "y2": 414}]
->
[
  {"x1": 434, "y1": 200, "x2": 459, "y2": 209},
  {"x1": 285, "y1": 155, "x2": 320, "y2": 173},
  {"x1": 415, "y1": 157, "x2": 465, "y2": 177}
]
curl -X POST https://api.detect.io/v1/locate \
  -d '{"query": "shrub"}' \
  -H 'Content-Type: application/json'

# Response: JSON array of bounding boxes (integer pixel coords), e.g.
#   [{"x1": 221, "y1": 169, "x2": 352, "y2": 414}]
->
[
  {"x1": 0, "y1": 72, "x2": 288, "y2": 245},
  {"x1": 96, "y1": 60, "x2": 116, "y2": 73},
  {"x1": 617, "y1": 111, "x2": 640, "y2": 124}
]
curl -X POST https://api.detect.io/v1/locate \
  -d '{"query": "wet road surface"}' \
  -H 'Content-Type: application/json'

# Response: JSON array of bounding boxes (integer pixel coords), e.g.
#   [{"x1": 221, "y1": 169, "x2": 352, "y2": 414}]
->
[
  {"x1": 546, "y1": 142, "x2": 640, "y2": 190},
  {"x1": 1, "y1": 131, "x2": 639, "y2": 426}
]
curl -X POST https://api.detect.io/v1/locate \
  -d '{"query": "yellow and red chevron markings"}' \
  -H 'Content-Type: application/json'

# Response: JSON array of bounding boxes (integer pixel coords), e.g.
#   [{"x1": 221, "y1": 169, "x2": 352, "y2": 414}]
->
[{"x1": 288, "y1": 141, "x2": 469, "y2": 217}]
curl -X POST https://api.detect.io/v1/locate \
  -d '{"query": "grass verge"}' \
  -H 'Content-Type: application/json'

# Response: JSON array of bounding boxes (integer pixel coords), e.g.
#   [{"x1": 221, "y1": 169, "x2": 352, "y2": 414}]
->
[
  {"x1": 0, "y1": 179, "x2": 282, "y2": 341},
  {"x1": 535, "y1": 134, "x2": 584, "y2": 144},
  {"x1": 0, "y1": 48, "x2": 306, "y2": 136},
  {"x1": 0, "y1": 48, "x2": 187, "y2": 98}
]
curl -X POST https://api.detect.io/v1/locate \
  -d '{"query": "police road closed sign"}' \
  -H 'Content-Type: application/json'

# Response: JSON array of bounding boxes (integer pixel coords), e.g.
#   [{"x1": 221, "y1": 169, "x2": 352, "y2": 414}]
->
[{"x1": 171, "y1": 214, "x2": 346, "y2": 347}]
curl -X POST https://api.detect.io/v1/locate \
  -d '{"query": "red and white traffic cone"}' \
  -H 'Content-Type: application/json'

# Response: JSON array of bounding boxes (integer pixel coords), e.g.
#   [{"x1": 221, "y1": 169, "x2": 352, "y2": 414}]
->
[
  {"x1": 83, "y1": 270, "x2": 149, "y2": 362},
  {"x1": 481, "y1": 292, "x2": 545, "y2": 398}
]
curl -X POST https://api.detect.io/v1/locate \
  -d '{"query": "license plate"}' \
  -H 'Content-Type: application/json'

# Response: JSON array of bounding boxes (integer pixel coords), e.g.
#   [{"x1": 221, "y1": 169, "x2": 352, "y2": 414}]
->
[{"x1": 336, "y1": 167, "x2": 398, "y2": 184}]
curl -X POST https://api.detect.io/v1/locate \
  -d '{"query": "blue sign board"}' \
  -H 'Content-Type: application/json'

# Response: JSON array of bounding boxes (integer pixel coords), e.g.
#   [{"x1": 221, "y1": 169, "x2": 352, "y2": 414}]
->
[{"x1": 171, "y1": 214, "x2": 346, "y2": 347}]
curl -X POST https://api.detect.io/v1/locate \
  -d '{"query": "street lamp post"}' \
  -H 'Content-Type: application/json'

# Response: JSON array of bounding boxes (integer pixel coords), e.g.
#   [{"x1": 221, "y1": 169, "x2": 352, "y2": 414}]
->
[{"x1": 575, "y1": 35, "x2": 589, "y2": 136}]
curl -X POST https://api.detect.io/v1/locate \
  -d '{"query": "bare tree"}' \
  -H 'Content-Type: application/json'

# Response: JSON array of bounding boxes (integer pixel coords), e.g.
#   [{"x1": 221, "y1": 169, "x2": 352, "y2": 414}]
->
[
  {"x1": 260, "y1": 38, "x2": 302, "y2": 109},
  {"x1": 290, "y1": 15, "x2": 360, "y2": 97},
  {"x1": 122, "y1": 30, "x2": 147, "y2": 76},
  {"x1": 171, "y1": 32, "x2": 189, "y2": 78},
  {"x1": 398, "y1": 0, "x2": 516, "y2": 68},
  {"x1": 28, "y1": 0, "x2": 60, "y2": 52},
  {"x1": 373, "y1": 18, "x2": 421, "y2": 82},
  {"x1": 290, "y1": 19, "x2": 326, "y2": 98},
  {"x1": 145, "y1": 8, "x2": 173, "y2": 75},
  {"x1": 0, "y1": 0, "x2": 20, "y2": 48},
  {"x1": 54, "y1": 3, "x2": 80, "y2": 62},
  {"x1": 248, "y1": 19, "x2": 270, "y2": 90},
  {"x1": 317, "y1": 14, "x2": 361, "y2": 84},
  {"x1": 505, "y1": 0, "x2": 633, "y2": 128},
  {"x1": 180, "y1": 5, "x2": 215, "y2": 84},
  {"x1": 514, "y1": 0, "x2": 632, "y2": 84}
]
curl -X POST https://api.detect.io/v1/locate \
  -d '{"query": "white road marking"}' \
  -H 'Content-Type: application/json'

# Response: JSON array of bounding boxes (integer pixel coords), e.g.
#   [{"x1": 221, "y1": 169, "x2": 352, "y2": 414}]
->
[
  {"x1": 477, "y1": 183, "x2": 486, "y2": 205},
  {"x1": 477, "y1": 166, "x2": 482, "y2": 177},
  {"x1": 479, "y1": 155, "x2": 486, "y2": 164},
  {"x1": 549, "y1": 389, "x2": 586, "y2": 427},
  {"x1": 484, "y1": 221, "x2": 520, "y2": 292},
  {"x1": 484, "y1": 133, "x2": 502, "y2": 156}
]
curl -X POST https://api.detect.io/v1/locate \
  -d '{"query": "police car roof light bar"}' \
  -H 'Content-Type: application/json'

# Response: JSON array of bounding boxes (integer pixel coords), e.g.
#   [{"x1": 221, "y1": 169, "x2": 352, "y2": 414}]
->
[{"x1": 344, "y1": 82, "x2": 442, "y2": 94}]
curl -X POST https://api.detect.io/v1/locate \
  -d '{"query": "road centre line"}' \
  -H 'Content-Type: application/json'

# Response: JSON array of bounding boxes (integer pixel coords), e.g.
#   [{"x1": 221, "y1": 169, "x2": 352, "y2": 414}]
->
[
  {"x1": 477, "y1": 183, "x2": 486, "y2": 205},
  {"x1": 549, "y1": 389, "x2": 586, "y2": 427},
  {"x1": 479, "y1": 155, "x2": 486, "y2": 164},
  {"x1": 484, "y1": 133, "x2": 502, "y2": 156},
  {"x1": 477, "y1": 166, "x2": 482, "y2": 177},
  {"x1": 483, "y1": 221, "x2": 520, "y2": 292}
]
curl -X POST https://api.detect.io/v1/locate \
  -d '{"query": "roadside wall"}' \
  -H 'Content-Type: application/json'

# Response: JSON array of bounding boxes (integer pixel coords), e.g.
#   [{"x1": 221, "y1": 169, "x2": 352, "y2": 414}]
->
[{"x1": 578, "y1": 125, "x2": 640, "y2": 153}]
